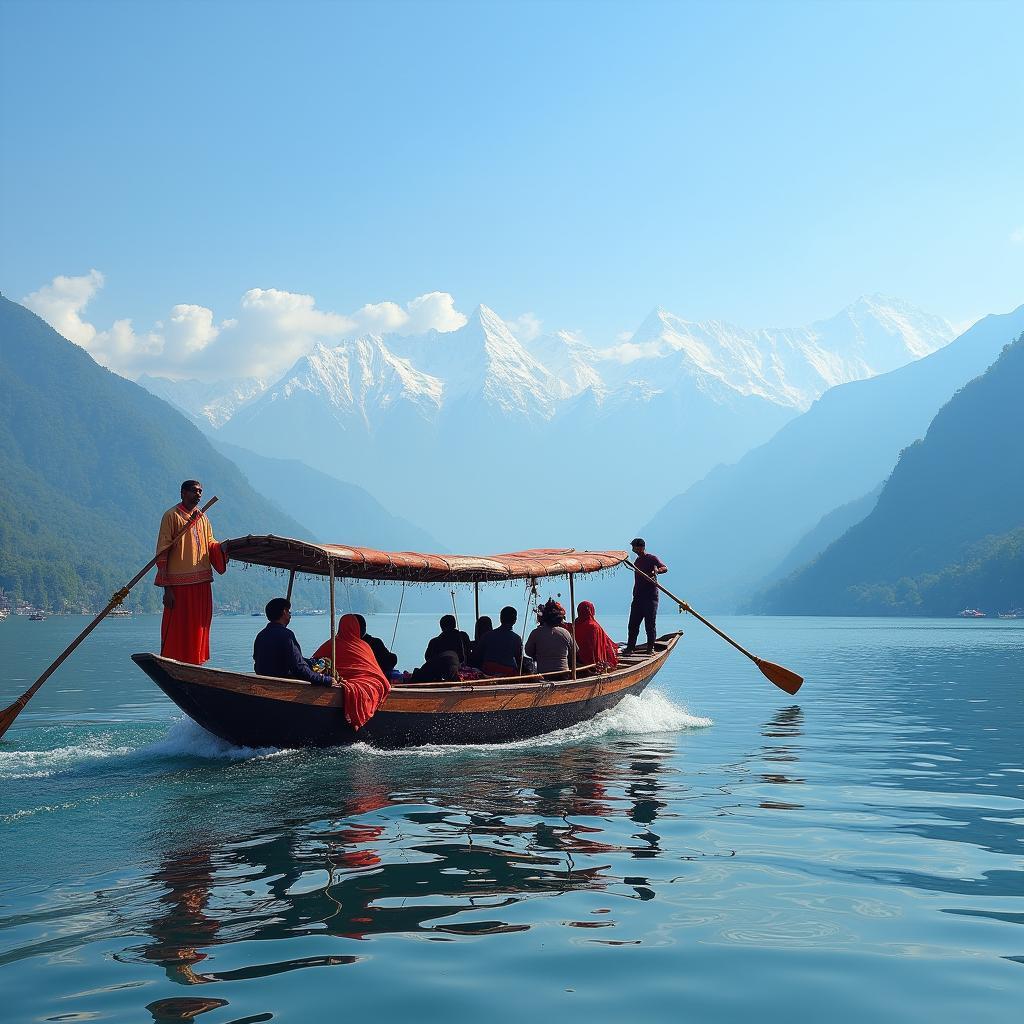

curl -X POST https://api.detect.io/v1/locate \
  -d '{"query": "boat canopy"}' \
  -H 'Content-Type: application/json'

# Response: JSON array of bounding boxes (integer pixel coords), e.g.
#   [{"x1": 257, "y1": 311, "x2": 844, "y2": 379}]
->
[{"x1": 222, "y1": 535, "x2": 628, "y2": 584}]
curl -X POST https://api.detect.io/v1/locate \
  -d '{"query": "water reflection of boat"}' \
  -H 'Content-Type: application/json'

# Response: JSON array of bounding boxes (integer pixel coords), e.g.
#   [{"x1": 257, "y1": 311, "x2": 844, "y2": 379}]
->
[
  {"x1": 126, "y1": 740, "x2": 678, "y2": 990},
  {"x1": 132, "y1": 536, "x2": 682, "y2": 748}
]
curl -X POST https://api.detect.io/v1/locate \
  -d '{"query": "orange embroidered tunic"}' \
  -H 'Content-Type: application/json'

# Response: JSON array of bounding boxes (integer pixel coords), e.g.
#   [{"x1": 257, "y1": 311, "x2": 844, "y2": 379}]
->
[{"x1": 154, "y1": 504, "x2": 220, "y2": 587}]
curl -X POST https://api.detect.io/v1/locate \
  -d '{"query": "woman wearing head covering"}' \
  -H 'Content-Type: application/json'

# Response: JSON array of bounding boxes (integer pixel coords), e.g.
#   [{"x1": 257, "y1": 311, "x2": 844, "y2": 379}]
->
[
  {"x1": 312, "y1": 613, "x2": 391, "y2": 730},
  {"x1": 525, "y1": 598, "x2": 578, "y2": 675},
  {"x1": 569, "y1": 601, "x2": 619, "y2": 670}
]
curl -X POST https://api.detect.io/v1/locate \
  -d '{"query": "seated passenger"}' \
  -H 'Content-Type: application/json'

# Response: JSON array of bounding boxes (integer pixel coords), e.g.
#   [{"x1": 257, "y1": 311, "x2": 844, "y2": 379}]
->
[
  {"x1": 352, "y1": 613, "x2": 398, "y2": 674},
  {"x1": 312, "y1": 613, "x2": 391, "y2": 730},
  {"x1": 525, "y1": 598, "x2": 578, "y2": 675},
  {"x1": 410, "y1": 650, "x2": 461, "y2": 684},
  {"x1": 425, "y1": 614, "x2": 472, "y2": 665},
  {"x1": 468, "y1": 615, "x2": 494, "y2": 668},
  {"x1": 475, "y1": 605, "x2": 527, "y2": 676},
  {"x1": 253, "y1": 597, "x2": 334, "y2": 686},
  {"x1": 569, "y1": 601, "x2": 619, "y2": 670}
]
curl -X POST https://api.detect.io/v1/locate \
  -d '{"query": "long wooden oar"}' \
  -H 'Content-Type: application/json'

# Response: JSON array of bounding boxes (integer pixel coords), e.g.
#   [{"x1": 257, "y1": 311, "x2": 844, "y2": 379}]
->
[
  {"x1": 0, "y1": 497, "x2": 220, "y2": 740},
  {"x1": 626, "y1": 560, "x2": 803, "y2": 695}
]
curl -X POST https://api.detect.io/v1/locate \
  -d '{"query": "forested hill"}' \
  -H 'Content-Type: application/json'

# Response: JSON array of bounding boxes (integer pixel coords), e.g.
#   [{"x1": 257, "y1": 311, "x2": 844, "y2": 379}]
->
[
  {"x1": 0, "y1": 295, "x2": 315, "y2": 612},
  {"x1": 754, "y1": 334, "x2": 1024, "y2": 615}
]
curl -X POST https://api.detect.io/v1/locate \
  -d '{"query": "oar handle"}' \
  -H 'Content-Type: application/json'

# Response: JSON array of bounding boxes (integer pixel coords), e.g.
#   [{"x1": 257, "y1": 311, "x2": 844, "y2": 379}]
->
[
  {"x1": 0, "y1": 497, "x2": 220, "y2": 740},
  {"x1": 624, "y1": 559, "x2": 803, "y2": 694},
  {"x1": 626, "y1": 560, "x2": 757, "y2": 662}
]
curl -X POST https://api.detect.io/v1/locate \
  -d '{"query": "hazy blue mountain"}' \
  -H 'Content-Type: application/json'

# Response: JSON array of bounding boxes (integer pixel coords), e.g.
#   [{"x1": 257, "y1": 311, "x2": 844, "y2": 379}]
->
[
  {"x1": 750, "y1": 484, "x2": 884, "y2": 593},
  {"x1": 639, "y1": 303, "x2": 1024, "y2": 611},
  {"x1": 0, "y1": 295, "x2": 342, "y2": 613},
  {"x1": 755, "y1": 334, "x2": 1024, "y2": 615},
  {"x1": 214, "y1": 440, "x2": 441, "y2": 551}
]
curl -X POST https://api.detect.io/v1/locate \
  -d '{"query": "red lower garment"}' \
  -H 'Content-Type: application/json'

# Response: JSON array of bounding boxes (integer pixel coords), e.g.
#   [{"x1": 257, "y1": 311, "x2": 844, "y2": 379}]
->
[{"x1": 160, "y1": 583, "x2": 213, "y2": 664}]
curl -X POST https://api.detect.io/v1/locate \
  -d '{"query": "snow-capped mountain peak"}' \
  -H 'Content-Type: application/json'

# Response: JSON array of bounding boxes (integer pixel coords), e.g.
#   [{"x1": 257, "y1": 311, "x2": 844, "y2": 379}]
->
[
  {"x1": 388, "y1": 304, "x2": 563, "y2": 417},
  {"x1": 265, "y1": 335, "x2": 442, "y2": 431}
]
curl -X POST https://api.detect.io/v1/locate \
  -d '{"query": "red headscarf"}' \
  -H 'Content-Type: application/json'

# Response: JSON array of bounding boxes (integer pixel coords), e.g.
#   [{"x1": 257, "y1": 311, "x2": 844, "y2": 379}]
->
[
  {"x1": 313, "y1": 614, "x2": 391, "y2": 730},
  {"x1": 570, "y1": 601, "x2": 619, "y2": 669}
]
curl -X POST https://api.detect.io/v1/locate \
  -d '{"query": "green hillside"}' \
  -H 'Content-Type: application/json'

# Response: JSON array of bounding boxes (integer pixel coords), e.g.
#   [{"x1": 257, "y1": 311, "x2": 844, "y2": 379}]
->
[
  {"x1": 756, "y1": 334, "x2": 1024, "y2": 615},
  {"x1": 0, "y1": 295, "x2": 332, "y2": 612}
]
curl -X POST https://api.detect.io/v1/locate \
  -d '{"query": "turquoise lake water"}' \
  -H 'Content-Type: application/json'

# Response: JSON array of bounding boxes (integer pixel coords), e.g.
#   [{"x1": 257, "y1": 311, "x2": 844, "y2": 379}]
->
[{"x1": 1, "y1": 611, "x2": 1021, "y2": 1023}]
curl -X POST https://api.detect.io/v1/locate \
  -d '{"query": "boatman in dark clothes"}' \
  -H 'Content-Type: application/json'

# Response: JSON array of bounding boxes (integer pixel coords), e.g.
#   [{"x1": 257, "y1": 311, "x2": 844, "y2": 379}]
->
[
  {"x1": 624, "y1": 537, "x2": 668, "y2": 656},
  {"x1": 253, "y1": 597, "x2": 335, "y2": 685}
]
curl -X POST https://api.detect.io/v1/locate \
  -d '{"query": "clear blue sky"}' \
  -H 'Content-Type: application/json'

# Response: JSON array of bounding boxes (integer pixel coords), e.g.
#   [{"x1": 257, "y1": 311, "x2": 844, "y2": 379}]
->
[{"x1": 1, "y1": 0, "x2": 1021, "y2": 348}]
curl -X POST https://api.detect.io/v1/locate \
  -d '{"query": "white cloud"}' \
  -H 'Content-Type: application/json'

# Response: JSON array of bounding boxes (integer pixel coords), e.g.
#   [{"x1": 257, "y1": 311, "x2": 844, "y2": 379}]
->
[
  {"x1": 507, "y1": 312, "x2": 542, "y2": 343},
  {"x1": 403, "y1": 291, "x2": 467, "y2": 334},
  {"x1": 351, "y1": 291, "x2": 467, "y2": 336},
  {"x1": 351, "y1": 299, "x2": 408, "y2": 335},
  {"x1": 21, "y1": 273, "x2": 468, "y2": 382},
  {"x1": 22, "y1": 270, "x2": 103, "y2": 346},
  {"x1": 1011, "y1": 226, "x2": 1024, "y2": 244},
  {"x1": 163, "y1": 304, "x2": 222, "y2": 355},
  {"x1": 201, "y1": 287, "x2": 357, "y2": 379}
]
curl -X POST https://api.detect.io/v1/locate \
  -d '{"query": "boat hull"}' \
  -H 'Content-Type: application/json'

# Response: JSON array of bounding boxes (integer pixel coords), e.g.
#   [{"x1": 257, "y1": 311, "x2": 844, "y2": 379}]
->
[{"x1": 131, "y1": 633, "x2": 681, "y2": 749}]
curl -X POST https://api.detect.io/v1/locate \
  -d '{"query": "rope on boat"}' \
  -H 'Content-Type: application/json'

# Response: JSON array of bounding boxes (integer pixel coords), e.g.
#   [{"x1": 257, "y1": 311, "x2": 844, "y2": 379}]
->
[{"x1": 390, "y1": 582, "x2": 406, "y2": 650}]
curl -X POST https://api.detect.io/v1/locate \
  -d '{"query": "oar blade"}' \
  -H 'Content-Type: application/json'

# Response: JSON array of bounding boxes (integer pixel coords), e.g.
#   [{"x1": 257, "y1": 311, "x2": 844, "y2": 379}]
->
[
  {"x1": 0, "y1": 698, "x2": 25, "y2": 740},
  {"x1": 758, "y1": 659, "x2": 804, "y2": 695}
]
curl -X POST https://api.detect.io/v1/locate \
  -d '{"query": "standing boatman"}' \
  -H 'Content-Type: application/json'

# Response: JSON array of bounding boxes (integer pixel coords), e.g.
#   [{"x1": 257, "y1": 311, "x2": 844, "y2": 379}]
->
[
  {"x1": 155, "y1": 480, "x2": 227, "y2": 664},
  {"x1": 624, "y1": 537, "x2": 667, "y2": 656}
]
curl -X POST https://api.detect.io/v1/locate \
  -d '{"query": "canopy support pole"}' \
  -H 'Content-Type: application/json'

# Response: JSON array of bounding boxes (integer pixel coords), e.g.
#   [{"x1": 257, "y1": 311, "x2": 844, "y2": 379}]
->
[
  {"x1": 474, "y1": 582, "x2": 480, "y2": 626},
  {"x1": 286, "y1": 569, "x2": 296, "y2": 602},
  {"x1": 329, "y1": 562, "x2": 336, "y2": 673},
  {"x1": 519, "y1": 578, "x2": 537, "y2": 673},
  {"x1": 569, "y1": 572, "x2": 577, "y2": 680}
]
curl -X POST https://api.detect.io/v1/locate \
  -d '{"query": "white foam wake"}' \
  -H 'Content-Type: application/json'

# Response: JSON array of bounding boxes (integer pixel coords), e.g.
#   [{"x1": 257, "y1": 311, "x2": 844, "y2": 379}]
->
[
  {"x1": 1, "y1": 719, "x2": 284, "y2": 781},
  {"x1": 139, "y1": 718, "x2": 284, "y2": 761},
  {"x1": 353, "y1": 690, "x2": 712, "y2": 758},
  {"x1": 0, "y1": 736, "x2": 133, "y2": 780}
]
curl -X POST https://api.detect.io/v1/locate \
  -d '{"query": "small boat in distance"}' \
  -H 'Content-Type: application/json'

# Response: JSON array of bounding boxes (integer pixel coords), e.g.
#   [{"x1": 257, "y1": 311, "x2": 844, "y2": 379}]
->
[
  {"x1": 997, "y1": 608, "x2": 1022, "y2": 619},
  {"x1": 29, "y1": 611, "x2": 46, "y2": 621},
  {"x1": 133, "y1": 536, "x2": 680, "y2": 749},
  {"x1": 957, "y1": 608, "x2": 986, "y2": 618},
  {"x1": 110, "y1": 607, "x2": 132, "y2": 617}
]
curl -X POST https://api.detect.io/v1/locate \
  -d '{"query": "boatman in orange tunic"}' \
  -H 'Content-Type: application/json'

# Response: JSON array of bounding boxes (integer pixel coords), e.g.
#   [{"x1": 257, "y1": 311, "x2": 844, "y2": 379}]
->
[{"x1": 155, "y1": 480, "x2": 227, "y2": 664}]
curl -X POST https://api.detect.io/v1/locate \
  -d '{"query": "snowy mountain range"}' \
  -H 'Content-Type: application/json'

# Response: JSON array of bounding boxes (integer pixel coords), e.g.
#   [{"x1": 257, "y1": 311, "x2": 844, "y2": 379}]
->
[
  {"x1": 139, "y1": 296, "x2": 955, "y2": 550},
  {"x1": 137, "y1": 373, "x2": 267, "y2": 428}
]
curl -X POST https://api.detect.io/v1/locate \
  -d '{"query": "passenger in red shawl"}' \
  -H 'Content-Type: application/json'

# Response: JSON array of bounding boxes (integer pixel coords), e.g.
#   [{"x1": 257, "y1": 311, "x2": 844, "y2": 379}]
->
[
  {"x1": 570, "y1": 601, "x2": 619, "y2": 670},
  {"x1": 313, "y1": 614, "x2": 391, "y2": 730}
]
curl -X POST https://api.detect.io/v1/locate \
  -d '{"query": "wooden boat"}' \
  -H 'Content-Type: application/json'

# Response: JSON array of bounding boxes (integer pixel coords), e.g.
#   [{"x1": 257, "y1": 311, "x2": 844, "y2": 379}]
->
[{"x1": 132, "y1": 535, "x2": 683, "y2": 749}]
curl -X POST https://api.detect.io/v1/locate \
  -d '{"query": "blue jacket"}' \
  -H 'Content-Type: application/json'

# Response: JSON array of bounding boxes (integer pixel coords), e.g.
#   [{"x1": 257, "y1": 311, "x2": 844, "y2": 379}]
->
[{"x1": 253, "y1": 621, "x2": 333, "y2": 686}]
